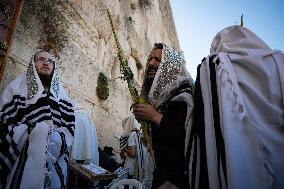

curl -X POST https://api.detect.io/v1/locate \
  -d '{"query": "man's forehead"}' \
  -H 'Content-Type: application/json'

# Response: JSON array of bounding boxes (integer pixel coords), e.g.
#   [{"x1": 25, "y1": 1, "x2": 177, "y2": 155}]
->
[
  {"x1": 35, "y1": 51, "x2": 55, "y2": 60},
  {"x1": 150, "y1": 48, "x2": 162, "y2": 56}
]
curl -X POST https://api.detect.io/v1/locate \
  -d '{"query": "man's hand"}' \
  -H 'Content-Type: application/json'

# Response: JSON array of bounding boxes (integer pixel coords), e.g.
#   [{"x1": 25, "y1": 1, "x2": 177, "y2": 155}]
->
[
  {"x1": 120, "y1": 146, "x2": 136, "y2": 159},
  {"x1": 133, "y1": 103, "x2": 163, "y2": 126}
]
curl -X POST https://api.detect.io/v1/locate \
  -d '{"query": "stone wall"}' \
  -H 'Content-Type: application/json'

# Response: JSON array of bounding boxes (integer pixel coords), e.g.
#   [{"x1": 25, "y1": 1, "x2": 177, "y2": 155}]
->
[{"x1": 0, "y1": 0, "x2": 180, "y2": 153}]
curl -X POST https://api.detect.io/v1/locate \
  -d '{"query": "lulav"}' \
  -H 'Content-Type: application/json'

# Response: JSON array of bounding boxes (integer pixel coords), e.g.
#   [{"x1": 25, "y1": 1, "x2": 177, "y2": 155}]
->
[{"x1": 107, "y1": 9, "x2": 155, "y2": 165}]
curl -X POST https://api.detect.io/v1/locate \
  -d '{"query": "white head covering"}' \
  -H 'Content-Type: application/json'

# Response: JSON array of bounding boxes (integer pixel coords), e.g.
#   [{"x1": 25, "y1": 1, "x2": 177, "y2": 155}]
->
[
  {"x1": 210, "y1": 25, "x2": 272, "y2": 54},
  {"x1": 120, "y1": 116, "x2": 141, "y2": 149},
  {"x1": 143, "y1": 43, "x2": 193, "y2": 108},
  {"x1": 26, "y1": 49, "x2": 60, "y2": 104},
  {"x1": 122, "y1": 117, "x2": 141, "y2": 136},
  {"x1": 0, "y1": 49, "x2": 73, "y2": 124},
  {"x1": 195, "y1": 25, "x2": 284, "y2": 189},
  {"x1": 210, "y1": 25, "x2": 282, "y2": 125}
]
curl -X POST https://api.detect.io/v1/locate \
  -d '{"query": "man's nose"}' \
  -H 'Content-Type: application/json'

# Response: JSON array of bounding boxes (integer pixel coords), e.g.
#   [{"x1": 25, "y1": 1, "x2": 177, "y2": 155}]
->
[
  {"x1": 148, "y1": 59, "x2": 156, "y2": 66},
  {"x1": 42, "y1": 59, "x2": 50, "y2": 65}
]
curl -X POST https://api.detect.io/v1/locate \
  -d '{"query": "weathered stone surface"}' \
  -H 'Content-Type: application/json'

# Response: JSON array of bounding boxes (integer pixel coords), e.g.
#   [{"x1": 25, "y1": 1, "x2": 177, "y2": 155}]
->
[{"x1": 0, "y1": 0, "x2": 180, "y2": 151}]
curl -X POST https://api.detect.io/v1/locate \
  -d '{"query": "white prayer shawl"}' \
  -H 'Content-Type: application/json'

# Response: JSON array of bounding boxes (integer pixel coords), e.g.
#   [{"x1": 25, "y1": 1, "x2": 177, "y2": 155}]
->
[
  {"x1": 0, "y1": 51, "x2": 75, "y2": 189},
  {"x1": 198, "y1": 25, "x2": 284, "y2": 189},
  {"x1": 120, "y1": 116, "x2": 154, "y2": 189},
  {"x1": 71, "y1": 103, "x2": 99, "y2": 165}
]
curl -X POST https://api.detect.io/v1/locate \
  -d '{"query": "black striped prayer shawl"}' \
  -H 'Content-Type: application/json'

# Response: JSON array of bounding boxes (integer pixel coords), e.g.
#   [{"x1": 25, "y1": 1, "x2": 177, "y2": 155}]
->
[
  {"x1": 120, "y1": 117, "x2": 154, "y2": 189},
  {"x1": 0, "y1": 51, "x2": 74, "y2": 189},
  {"x1": 187, "y1": 25, "x2": 284, "y2": 189},
  {"x1": 186, "y1": 55, "x2": 226, "y2": 189},
  {"x1": 0, "y1": 91, "x2": 74, "y2": 189}
]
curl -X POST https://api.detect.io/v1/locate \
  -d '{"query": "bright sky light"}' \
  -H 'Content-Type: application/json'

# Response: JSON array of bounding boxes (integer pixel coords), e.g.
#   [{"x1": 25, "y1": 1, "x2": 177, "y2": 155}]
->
[{"x1": 170, "y1": 0, "x2": 284, "y2": 80}]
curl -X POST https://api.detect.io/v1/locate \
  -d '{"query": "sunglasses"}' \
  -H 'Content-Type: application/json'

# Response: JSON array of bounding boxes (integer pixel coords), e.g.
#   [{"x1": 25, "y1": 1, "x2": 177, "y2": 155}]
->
[{"x1": 35, "y1": 56, "x2": 55, "y2": 65}]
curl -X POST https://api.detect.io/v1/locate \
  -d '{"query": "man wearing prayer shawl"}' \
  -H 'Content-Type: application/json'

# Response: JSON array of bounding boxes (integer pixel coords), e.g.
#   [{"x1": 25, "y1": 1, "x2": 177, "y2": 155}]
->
[
  {"x1": 0, "y1": 48, "x2": 75, "y2": 189},
  {"x1": 187, "y1": 25, "x2": 284, "y2": 189},
  {"x1": 120, "y1": 116, "x2": 154, "y2": 188},
  {"x1": 133, "y1": 43, "x2": 194, "y2": 189}
]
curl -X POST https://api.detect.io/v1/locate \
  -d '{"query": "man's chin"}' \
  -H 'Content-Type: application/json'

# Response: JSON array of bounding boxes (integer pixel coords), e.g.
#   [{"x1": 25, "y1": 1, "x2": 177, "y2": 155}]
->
[
  {"x1": 38, "y1": 72, "x2": 52, "y2": 79},
  {"x1": 38, "y1": 71, "x2": 52, "y2": 76}
]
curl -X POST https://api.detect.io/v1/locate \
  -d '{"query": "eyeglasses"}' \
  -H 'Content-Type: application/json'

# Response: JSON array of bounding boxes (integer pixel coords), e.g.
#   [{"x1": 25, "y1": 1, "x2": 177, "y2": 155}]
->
[{"x1": 35, "y1": 56, "x2": 55, "y2": 65}]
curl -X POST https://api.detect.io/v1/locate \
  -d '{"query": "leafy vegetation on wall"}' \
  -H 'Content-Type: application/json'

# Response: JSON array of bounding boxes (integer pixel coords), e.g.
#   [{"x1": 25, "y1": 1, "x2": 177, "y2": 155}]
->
[
  {"x1": 21, "y1": 0, "x2": 70, "y2": 56},
  {"x1": 96, "y1": 72, "x2": 109, "y2": 101}
]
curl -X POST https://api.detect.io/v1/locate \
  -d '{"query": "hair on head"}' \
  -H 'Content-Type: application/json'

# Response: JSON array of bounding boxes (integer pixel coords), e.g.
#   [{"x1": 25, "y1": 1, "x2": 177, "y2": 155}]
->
[{"x1": 153, "y1": 43, "x2": 163, "y2": 50}]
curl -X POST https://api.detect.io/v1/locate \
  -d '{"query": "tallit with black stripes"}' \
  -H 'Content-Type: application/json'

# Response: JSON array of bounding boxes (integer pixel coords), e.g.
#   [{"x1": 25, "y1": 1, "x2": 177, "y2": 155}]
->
[
  {"x1": 187, "y1": 25, "x2": 284, "y2": 189},
  {"x1": 0, "y1": 50, "x2": 75, "y2": 189}
]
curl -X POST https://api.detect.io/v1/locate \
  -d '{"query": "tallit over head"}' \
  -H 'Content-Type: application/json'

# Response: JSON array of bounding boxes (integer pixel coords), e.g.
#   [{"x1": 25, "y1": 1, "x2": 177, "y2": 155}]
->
[
  {"x1": 190, "y1": 25, "x2": 284, "y2": 189},
  {"x1": 120, "y1": 116, "x2": 141, "y2": 149},
  {"x1": 26, "y1": 49, "x2": 60, "y2": 104},
  {"x1": 210, "y1": 25, "x2": 271, "y2": 55},
  {"x1": 210, "y1": 25, "x2": 283, "y2": 125},
  {"x1": 142, "y1": 43, "x2": 193, "y2": 108},
  {"x1": 0, "y1": 49, "x2": 75, "y2": 189}
]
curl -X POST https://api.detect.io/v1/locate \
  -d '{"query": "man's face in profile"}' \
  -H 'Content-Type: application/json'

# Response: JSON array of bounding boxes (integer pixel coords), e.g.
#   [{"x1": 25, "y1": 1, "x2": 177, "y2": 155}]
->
[
  {"x1": 34, "y1": 51, "x2": 55, "y2": 78},
  {"x1": 146, "y1": 48, "x2": 162, "y2": 79}
]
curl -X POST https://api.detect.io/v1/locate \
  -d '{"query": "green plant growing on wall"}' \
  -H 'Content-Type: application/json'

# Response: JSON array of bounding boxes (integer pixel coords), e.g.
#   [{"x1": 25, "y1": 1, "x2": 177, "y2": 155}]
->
[
  {"x1": 130, "y1": 3, "x2": 136, "y2": 10},
  {"x1": 96, "y1": 72, "x2": 109, "y2": 101},
  {"x1": 21, "y1": 0, "x2": 70, "y2": 56},
  {"x1": 107, "y1": 9, "x2": 155, "y2": 164},
  {"x1": 139, "y1": 0, "x2": 152, "y2": 9},
  {"x1": 136, "y1": 60, "x2": 143, "y2": 70}
]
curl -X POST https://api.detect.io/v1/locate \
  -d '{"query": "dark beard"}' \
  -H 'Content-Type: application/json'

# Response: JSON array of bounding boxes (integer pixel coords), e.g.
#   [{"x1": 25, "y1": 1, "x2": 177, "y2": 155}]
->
[
  {"x1": 147, "y1": 66, "x2": 158, "y2": 75},
  {"x1": 38, "y1": 73, "x2": 52, "y2": 89},
  {"x1": 141, "y1": 77, "x2": 154, "y2": 100}
]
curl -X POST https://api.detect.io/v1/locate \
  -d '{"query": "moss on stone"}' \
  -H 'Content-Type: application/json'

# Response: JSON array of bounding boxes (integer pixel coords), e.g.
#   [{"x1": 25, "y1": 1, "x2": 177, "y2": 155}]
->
[
  {"x1": 96, "y1": 72, "x2": 109, "y2": 100},
  {"x1": 21, "y1": 0, "x2": 70, "y2": 56},
  {"x1": 136, "y1": 61, "x2": 143, "y2": 70}
]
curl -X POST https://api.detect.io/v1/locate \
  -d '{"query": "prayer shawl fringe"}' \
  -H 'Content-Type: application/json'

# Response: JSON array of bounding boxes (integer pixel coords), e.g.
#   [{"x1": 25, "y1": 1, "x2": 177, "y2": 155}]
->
[{"x1": 188, "y1": 25, "x2": 284, "y2": 189}]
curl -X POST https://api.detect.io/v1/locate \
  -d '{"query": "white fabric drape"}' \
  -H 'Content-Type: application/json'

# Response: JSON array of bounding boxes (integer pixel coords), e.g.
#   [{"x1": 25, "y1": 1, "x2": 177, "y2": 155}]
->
[
  {"x1": 71, "y1": 103, "x2": 99, "y2": 165},
  {"x1": 198, "y1": 25, "x2": 284, "y2": 189}
]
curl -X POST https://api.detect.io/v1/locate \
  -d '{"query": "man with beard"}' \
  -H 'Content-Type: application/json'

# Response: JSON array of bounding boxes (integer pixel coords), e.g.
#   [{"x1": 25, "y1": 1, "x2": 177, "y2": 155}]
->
[
  {"x1": 0, "y1": 48, "x2": 75, "y2": 189},
  {"x1": 133, "y1": 43, "x2": 194, "y2": 189}
]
